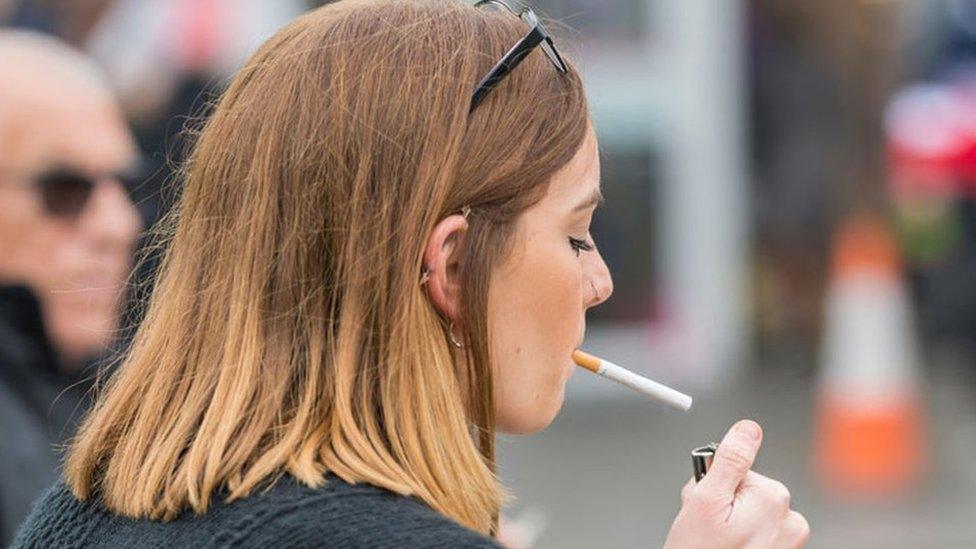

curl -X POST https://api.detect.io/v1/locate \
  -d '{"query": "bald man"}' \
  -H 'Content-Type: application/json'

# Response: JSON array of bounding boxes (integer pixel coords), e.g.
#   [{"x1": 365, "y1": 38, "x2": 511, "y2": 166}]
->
[{"x1": 0, "y1": 30, "x2": 141, "y2": 542}]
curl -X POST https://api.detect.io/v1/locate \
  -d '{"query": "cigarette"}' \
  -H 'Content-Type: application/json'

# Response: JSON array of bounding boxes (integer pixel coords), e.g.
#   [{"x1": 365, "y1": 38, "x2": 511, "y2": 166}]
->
[{"x1": 571, "y1": 349, "x2": 693, "y2": 412}]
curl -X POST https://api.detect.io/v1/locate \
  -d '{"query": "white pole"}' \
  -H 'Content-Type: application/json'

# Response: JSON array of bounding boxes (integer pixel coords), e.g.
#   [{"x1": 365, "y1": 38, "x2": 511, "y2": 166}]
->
[{"x1": 655, "y1": 0, "x2": 750, "y2": 388}]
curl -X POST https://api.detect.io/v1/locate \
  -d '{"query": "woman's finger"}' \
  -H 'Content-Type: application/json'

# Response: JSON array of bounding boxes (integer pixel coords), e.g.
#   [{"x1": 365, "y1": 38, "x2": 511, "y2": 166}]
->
[
  {"x1": 680, "y1": 477, "x2": 696, "y2": 504},
  {"x1": 781, "y1": 510, "x2": 810, "y2": 547},
  {"x1": 698, "y1": 420, "x2": 763, "y2": 496}
]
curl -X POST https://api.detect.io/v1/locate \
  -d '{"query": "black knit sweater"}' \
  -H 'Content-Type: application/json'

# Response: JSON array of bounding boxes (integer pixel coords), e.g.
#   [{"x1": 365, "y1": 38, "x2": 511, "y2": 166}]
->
[{"x1": 11, "y1": 474, "x2": 500, "y2": 548}]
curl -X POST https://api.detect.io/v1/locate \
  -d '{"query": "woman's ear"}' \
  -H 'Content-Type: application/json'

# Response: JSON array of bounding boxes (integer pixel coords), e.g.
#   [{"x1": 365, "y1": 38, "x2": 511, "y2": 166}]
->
[{"x1": 422, "y1": 213, "x2": 469, "y2": 321}]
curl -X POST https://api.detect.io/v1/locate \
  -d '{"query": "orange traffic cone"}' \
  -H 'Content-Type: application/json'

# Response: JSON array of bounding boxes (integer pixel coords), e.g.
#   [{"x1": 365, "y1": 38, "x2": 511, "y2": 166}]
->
[{"x1": 815, "y1": 214, "x2": 925, "y2": 498}]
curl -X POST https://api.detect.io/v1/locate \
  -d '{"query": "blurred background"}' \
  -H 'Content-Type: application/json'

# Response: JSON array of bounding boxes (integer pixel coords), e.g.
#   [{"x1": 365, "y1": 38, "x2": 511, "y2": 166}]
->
[{"x1": 3, "y1": 0, "x2": 976, "y2": 547}]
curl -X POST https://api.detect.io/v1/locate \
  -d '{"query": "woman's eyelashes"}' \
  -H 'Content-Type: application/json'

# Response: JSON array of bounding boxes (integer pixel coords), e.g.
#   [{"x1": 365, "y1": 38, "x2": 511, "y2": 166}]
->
[{"x1": 569, "y1": 236, "x2": 595, "y2": 256}]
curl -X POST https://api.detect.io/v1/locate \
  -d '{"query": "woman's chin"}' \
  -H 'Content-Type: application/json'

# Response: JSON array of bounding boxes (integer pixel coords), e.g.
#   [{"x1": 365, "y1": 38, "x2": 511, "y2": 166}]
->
[{"x1": 496, "y1": 387, "x2": 566, "y2": 435}]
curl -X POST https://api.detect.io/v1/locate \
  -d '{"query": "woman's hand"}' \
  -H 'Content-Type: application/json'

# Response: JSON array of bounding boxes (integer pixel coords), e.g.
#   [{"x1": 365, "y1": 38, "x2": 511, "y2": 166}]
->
[{"x1": 663, "y1": 420, "x2": 810, "y2": 548}]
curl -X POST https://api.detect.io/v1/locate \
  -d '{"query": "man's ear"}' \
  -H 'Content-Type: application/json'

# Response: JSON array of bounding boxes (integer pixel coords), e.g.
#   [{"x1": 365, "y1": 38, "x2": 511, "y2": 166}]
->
[{"x1": 422, "y1": 213, "x2": 469, "y2": 321}]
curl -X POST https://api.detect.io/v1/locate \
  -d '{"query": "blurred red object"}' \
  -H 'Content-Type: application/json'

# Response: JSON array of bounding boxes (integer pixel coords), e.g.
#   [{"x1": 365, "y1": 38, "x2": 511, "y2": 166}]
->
[{"x1": 886, "y1": 81, "x2": 976, "y2": 198}]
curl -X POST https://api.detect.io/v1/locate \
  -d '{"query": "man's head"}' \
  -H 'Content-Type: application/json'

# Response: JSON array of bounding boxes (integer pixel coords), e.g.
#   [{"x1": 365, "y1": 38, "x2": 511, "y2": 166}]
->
[{"x1": 0, "y1": 30, "x2": 141, "y2": 370}]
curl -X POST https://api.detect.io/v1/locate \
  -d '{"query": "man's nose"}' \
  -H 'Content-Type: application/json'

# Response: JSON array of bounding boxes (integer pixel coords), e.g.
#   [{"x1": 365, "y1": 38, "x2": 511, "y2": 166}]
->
[
  {"x1": 585, "y1": 248, "x2": 613, "y2": 308},
  {"x1": 79, "y1": 178, "x2": 142, "y2": 249}
]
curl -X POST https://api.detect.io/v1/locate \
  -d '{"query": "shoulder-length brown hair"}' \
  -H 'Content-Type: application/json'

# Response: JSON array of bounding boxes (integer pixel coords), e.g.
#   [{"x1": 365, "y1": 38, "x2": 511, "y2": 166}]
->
[{"x1": 66, "y1": 0, "x2": 588, "y2": 535}]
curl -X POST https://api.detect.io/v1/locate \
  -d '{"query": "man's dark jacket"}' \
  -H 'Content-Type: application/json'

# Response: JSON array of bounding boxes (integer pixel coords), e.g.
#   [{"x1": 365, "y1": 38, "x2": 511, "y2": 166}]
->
[{"x1": 0, "y1": 285, "x2": 94, "y2": 545}]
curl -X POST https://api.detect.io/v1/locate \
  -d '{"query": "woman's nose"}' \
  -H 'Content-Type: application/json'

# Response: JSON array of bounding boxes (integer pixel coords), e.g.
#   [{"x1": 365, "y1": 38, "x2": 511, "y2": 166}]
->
[{"x1": 585, "y1": 249, "x2": 613, "y2": 308}]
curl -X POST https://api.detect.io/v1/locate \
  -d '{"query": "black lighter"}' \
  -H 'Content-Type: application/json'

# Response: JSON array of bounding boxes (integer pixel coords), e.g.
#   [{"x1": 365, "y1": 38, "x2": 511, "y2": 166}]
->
[{"x1": 691, "y1": 442, "x2": 719, "y2": 482}]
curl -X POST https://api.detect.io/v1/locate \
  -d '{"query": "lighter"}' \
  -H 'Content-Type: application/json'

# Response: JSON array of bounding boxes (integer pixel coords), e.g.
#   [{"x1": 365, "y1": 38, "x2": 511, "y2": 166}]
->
[{"x1": 691, "y1": 442, "x2": 719, "y2": 482}]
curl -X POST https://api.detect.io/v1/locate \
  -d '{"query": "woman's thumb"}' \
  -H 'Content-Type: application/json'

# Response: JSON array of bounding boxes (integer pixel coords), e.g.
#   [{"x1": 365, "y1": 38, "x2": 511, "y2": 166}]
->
[{"x1": 699, "y1": 420, "x2": 763, "y2": 495}]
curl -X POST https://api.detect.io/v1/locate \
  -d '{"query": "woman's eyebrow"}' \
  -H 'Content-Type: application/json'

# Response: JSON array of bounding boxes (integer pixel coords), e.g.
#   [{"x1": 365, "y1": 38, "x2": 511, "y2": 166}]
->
[{"x1": 571, "y1": 187, "x2": 604, "y2": 212}]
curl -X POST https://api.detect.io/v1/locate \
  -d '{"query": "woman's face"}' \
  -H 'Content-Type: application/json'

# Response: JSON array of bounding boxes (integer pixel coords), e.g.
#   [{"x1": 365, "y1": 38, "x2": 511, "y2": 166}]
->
[{"x1": 487, "y1": 125, "x2": 613, "y2": 434}]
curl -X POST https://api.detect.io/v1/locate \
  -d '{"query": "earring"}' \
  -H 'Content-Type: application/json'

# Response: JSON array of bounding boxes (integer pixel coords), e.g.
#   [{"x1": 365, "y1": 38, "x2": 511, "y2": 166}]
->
[{"x1": 448, "y1": 320, "x2": 465, "y2": 349}]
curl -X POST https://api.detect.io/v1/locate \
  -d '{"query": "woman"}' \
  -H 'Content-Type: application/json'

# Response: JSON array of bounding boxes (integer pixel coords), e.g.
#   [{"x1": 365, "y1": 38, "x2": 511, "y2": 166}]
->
[{"x1": 14, "y1": 1, "x2": 808, "y2": 547}]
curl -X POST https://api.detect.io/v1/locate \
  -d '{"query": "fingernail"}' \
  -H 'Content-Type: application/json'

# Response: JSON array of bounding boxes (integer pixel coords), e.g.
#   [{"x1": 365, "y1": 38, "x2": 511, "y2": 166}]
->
[{"x1": 738, "y1": 420, "x2": 761, "y2": 441}]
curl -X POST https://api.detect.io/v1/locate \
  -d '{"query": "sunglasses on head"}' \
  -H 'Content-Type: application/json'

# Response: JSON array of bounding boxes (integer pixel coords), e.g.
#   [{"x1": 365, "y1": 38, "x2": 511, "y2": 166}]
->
[
  {"x1": 470, "y1": 0, "x2": 569, "y2": 113},
  {"x1": 33, "y1": 166, "x2": 139, "y2": 219}
]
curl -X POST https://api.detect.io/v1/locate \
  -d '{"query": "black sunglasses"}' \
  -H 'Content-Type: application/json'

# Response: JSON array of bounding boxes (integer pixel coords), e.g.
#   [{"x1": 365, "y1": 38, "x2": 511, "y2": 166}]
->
[
  {"x1": 470, "y1": 0, "x2": 568, "y2": 113},
  {"x1": 33, "y1": 166, "x2": 138, "y2": 219}
]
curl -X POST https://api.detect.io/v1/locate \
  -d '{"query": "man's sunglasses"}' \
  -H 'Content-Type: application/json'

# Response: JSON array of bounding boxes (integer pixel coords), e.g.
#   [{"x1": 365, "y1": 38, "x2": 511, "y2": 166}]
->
[
  {"x1": 470, "y1": 0, "x2": 568, "y2": 113},
  {"x1": 30, "y1": 167, "x2": 139, "y2": 219}
]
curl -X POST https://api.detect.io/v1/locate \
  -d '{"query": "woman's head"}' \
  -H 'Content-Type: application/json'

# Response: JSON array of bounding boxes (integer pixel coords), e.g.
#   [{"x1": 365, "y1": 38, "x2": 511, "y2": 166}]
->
[
  {"x1": 66, "y1": 0, "x2": 606, "y2": 535},
  {"x1": 423, "y1": 123, "x2": 612, "y2": 435}
]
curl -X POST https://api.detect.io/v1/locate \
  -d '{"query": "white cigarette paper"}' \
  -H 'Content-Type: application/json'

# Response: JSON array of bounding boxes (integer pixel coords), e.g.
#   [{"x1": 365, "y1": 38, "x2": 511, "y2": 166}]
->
[{"x1": 572, "y1": 350, "x2": 693, "y2": 412}]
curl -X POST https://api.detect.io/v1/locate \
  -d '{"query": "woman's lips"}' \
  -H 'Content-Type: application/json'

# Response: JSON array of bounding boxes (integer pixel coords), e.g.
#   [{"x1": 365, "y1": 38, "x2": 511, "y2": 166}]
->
[{"x1": 567, "y1": 334, "x2": 586, "y2": 380}]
